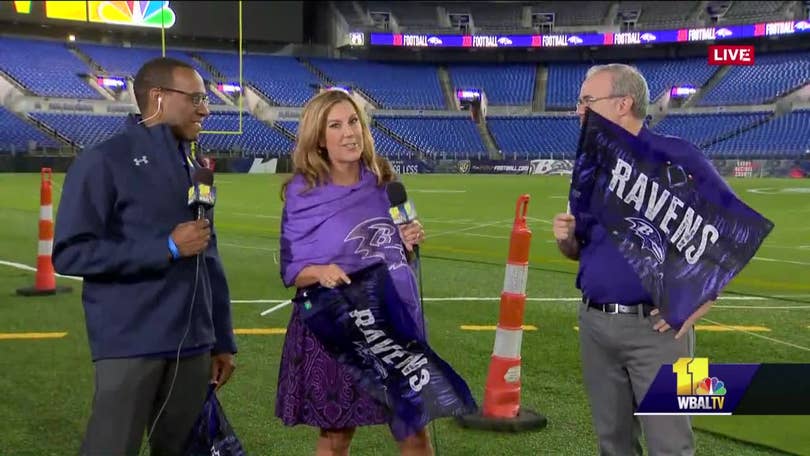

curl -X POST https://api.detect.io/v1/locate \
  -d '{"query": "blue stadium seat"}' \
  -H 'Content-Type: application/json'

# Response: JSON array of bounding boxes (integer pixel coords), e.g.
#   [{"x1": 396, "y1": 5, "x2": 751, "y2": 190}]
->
[
  {"x1": 78, "y1": 43, "x2": 212, "y2": 79},
  {"x1": 275, "y1": 120, "x2": 298, "y2": 138},
  {"x1": 705, "y1": 110, "x2": 810, "y2": 158},
  {"x1": 199, "y1": 52, "x2": 318, "y2": 107},
  {"x1": 0, "y1": 37, "x2": 102, "y2": 99},
  {"x1": 375, "y1": 117, "x2": 485, "y2": 157},
  {"x1": 78, "y1": 43, "x2": 224, "y2": 104},
  {"x1": 2, "y1": 38, "x2": 808, "y2": 163},
  {"x1": 546, "y1": 57, "x2": 719, "y2": 109},
  {"x1": 633, "y1": 58, "x2": 717, "y2": 101},
  {"x1": 551, "y1": 1, "x2": 613, "y2": 26},
  {"x1": 624, "y1": 1, "x2": 700, "y2": 29},
  {"x1": 370, "y1": 126, "x2": 414, "y2": 158},
  {"x1": 652, "y1": 112, "x2": 771, "y2": 147},
  {"x1": 546, "y1": 63, "x2": 590, "y2": 110},
  {"x1": 27, "y1": 112, "x2": 294, "y2": 156},
  {"x1": 30, "y1": 113, "x2": 126, "y2": 147},
  {"x1": 309, "y1": 59, "x2": 444, "y2": 110},
  {"x1": 274, "y1": 119, "x2": 413, "y2": 158},
  {"x1": 448, "y1": 64, "x2": 535, "y2": 105},
  {"x1": 722, "y1": 1, "x2": 788, "y2": 25},
  {"x1": 198, "y1": 113, "x2": 294, "y2": 155},
  {"x1": 698, "y1": 51, "x2": 810, "y2": 106},
  {"x1": 488, "y1": 116, "x2": 581, "y2": 158},
  {"x1": 0, "y1": 107, "x2": 61, "y2": 152}
]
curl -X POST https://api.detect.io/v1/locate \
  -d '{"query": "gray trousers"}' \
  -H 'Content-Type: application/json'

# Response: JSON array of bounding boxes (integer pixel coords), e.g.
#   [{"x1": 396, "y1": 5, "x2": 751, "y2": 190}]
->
[
  {"x1": 578, "y1": 301, "x2": 696, "y2": 456},
  {"x1": 80, "y1": 352, "x2": 211, "y2": 456}
]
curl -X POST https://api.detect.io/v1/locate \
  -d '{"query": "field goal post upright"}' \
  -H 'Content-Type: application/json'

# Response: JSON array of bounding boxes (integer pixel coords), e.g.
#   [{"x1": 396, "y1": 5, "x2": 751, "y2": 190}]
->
[{"x1": 160, "y1": 0, "x2": 244, "y2": 144}]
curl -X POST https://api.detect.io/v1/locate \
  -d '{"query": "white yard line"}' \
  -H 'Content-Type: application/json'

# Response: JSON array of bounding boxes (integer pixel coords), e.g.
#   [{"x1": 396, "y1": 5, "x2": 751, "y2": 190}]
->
[
  {"x1": 218, "y1": 242, "x2": 278, "y2": 253},
  {"x1": 752, "y1": 256, "x2": 810, "y2": 267},
  {"x1": 228, "y1": 212, "x2": 280, "y2": 219},
  {"x1": 701, "y1": 317, "x2": 810, "y2": 352},
  {"x1": 3, "y1": 256, "x2": 808, "y2": 352},
  {"x1": 0, "y1": 260, "x2": 82, "y2": 281},
  {"x1": 425, "y1": 219, "x2": 516, "y2": 241}
]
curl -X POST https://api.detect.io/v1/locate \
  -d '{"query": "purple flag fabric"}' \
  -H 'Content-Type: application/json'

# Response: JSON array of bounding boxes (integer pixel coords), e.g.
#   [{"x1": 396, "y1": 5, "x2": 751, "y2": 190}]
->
[
  {"x1": 295, "y1": 262, "x2": 478, "y2": 440},
  {"x1": 569, "y1": 110, "x2": 774, "y2": 329},
  {"x1": 184, "y1": 384, "x2": 246, "y2": 456}
]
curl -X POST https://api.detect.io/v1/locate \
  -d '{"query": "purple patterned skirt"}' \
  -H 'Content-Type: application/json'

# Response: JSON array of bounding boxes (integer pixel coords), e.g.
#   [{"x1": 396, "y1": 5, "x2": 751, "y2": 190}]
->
[{"x1": 275, "y1": 301, "x2": 390, "y2": 429}]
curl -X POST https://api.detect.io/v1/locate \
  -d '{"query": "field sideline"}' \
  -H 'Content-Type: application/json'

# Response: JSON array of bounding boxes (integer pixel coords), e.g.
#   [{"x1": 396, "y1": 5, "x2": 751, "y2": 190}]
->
[{"x1": 1, "y1": 173, "x2": 809, "y2": 455}]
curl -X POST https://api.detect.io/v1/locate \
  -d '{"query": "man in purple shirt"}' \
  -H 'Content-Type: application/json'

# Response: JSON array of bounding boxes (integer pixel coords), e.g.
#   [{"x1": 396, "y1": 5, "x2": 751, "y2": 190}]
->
[{"x1": 553, "y1": 64, "x2": 715, "y2": 456}]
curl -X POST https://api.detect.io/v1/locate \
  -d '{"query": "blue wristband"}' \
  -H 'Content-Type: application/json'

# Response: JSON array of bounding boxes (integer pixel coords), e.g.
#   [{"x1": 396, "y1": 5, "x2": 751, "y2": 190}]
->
[{"x1": 167, "y1": 236, "x2": 181, "y2": 260}]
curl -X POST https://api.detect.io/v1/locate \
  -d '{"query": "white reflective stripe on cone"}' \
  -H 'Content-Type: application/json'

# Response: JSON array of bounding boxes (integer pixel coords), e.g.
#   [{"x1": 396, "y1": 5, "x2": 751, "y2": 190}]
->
[
  {"x1": 502, "y1": 264, "x2": 528, "y2": 295},
  {"x1": 492, "y1": 327, "x2": 523, "y2": 359},
  {"x1": 40, "y1": 205, "x2": 53, "y2": 221},
  {"x1": 38, "y1": 240, "x2": 53, "y2": 256}
]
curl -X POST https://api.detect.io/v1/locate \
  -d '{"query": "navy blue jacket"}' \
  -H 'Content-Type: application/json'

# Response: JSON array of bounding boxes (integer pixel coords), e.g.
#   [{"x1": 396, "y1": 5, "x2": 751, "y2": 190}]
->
[{"x1": 53, "y1": 115, "x2": 238, "y2": 361}]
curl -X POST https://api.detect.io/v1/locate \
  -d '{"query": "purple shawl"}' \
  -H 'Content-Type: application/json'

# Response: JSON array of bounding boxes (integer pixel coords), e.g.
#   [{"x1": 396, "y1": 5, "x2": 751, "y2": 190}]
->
[{"x1": 280, "y1": 165, "x2": 423, "y2": 335}]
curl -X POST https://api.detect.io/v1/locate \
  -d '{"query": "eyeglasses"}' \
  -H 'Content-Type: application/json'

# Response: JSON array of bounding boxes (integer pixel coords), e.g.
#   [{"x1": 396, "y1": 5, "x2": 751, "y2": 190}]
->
[
  {"x1": 576, "y1": 95, "x2": 626, "y2": 107},
  {"x1": 161, "y1": 87, "x2": 209, "y2": 107}
]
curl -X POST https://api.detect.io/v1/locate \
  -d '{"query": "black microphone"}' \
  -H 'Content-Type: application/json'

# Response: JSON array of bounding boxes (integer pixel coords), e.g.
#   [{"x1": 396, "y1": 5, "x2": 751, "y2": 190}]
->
[
  {"x1": 386, "y1": 181, "x2": 419, "y2": 256},
  {"x1": 188, "y1": 167, "x2": 216, "y2": 220}
]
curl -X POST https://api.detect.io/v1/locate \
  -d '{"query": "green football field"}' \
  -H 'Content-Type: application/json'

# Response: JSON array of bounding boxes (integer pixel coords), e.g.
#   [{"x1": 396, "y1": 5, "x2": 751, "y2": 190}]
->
[{"x1": 1, "y1": 173, "x2": 808, "y2": 455}]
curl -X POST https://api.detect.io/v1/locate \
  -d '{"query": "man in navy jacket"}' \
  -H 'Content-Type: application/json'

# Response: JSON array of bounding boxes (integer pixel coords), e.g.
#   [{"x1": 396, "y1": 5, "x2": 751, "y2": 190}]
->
[{"x1": 53, "y1": 57, "x2": 237, "y2": 456}]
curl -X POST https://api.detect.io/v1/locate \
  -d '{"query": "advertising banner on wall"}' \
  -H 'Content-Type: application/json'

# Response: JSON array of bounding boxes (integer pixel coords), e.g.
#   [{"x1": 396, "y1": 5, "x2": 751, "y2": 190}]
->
[
  {"x1": 388, "y1": 159, "x2": 434, "y2": 175},
  {"x1": 453, "y1": 160, "x2": 532, "y2": 174},
  {"x1": 0, "y1": 156, "x2": 75, "y2": 173},
  {"x1": 711, "y1": 159, "x2": 810, "y2": 178},
  {"x1": 3, "y1": 156, "x2": 807, "y2": 177},
  {"x1": 530, "y1": 159, "x2": 575, "y2": 175},
  {"x1": 228, "y1": 157, "x2": 278, "y2": 174},
  {"x1": 428, "y1": 160, "x2": 467, "y2": 174}
]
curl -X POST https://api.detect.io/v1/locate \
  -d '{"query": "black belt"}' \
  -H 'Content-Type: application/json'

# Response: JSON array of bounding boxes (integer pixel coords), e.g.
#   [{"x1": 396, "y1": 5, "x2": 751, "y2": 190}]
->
[{"x1": 582, "y1": 297, "x2": 656, "y2": 316}]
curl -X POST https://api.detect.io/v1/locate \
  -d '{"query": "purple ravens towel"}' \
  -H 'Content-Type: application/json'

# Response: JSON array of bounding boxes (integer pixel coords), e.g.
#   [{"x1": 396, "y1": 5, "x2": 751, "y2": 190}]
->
[
  {"x1": 296, "y1": 263, "x2": 478, "y2": 441},
  {"x1": 184, "y1": 384, "x2": 246, "y2": 456},
  {"x1": 569, "y1": 109, "x2": 774, "y2": 329}
]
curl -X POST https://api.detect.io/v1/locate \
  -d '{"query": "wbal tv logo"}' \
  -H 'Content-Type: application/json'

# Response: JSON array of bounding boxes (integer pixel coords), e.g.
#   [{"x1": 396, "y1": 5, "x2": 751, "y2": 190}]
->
[{"x1": 673, "y1": 358, "x2": 727, "y2": 411}]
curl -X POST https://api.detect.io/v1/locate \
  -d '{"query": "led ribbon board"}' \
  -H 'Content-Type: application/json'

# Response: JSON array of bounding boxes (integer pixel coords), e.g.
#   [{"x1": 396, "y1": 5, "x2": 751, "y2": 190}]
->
[{"x1": 368, "y1": 20, "x2": 810, "y2": 49}]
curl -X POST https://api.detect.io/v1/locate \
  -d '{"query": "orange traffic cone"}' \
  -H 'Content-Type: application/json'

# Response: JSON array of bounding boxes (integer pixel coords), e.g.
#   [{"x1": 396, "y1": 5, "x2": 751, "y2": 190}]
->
[
  {"x1": 457, "y1": 195, "x2": 547, "y2": 432},
  {"x1": 17, "y1": 168, "x2": 72, "y2": 297}
]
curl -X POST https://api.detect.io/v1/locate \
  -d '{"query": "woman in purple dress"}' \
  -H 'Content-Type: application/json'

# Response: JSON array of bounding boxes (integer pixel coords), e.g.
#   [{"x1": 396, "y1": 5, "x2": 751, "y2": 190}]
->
[{"x1": 276, "y1": 89, "x2": 431, "y2": 455}]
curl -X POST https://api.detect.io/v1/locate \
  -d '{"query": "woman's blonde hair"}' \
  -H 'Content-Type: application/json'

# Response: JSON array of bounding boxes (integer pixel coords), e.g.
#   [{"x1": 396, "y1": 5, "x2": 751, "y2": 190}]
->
[{"x1": 281, "y1": 90, "x2": 394, "y2": 200}]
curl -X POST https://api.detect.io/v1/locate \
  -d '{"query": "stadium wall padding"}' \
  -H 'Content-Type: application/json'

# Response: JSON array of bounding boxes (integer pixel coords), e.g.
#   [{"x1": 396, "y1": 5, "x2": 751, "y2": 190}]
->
[
  {"x1": 0, "y1": 156, "x2": 75, "y2": 173},
  {"x1": 0, "y1": 157, "x2": 806, "y2": 178},
  {"x1": 0, "y1": 155, "x2": 293, "y2": 174}
]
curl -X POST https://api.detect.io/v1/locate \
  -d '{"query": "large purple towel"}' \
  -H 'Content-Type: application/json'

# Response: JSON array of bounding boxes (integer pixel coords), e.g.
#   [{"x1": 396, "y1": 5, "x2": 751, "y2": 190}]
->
[
  {"x1": 569, "y1": 110, "x2": 774, "y2": 329},
  {"x1": 297, "y1": 262, "x2": 477, "y2": 441}
]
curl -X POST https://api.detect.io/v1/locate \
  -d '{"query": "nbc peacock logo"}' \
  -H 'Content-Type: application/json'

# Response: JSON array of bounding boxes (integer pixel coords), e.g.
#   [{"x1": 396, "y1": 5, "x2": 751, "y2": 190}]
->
[
  {"x1": 89, "y1": 1, "x2": 177, "y2": 28},
  {"x1": 695, "y1": 376, "x2": 727, "y2": 396},
  {"x1": 673, "y1": 358, "x2": 727, "y2": 411}
]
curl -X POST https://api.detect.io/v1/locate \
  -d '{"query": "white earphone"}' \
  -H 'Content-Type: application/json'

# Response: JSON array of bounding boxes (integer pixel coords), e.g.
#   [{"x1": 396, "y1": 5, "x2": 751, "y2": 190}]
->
[{"x1": 138, "y1": 94, "x2": 163, "y2": 124}]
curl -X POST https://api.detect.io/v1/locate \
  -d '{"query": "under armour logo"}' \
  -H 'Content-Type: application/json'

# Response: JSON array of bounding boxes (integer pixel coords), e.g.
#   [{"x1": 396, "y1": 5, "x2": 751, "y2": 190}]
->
[{"x1": 133, "y1": 156, "x2": 149, "y2": 166}]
